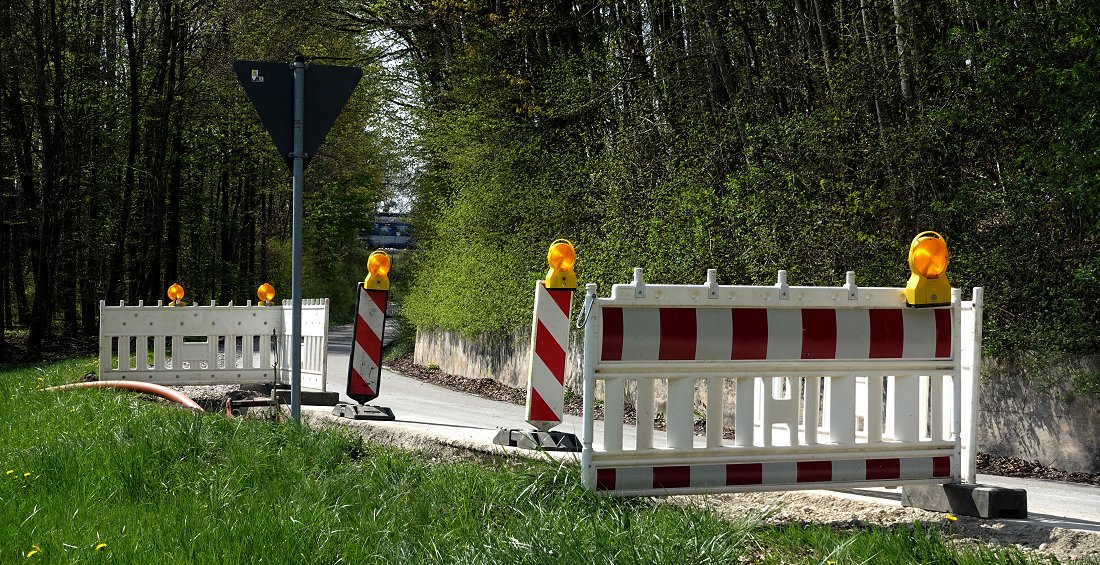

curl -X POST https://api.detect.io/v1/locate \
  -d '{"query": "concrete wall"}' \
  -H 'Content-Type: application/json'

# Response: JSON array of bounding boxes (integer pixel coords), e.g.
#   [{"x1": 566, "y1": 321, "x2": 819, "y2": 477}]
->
[
  {"x1": 414, "y1": 329, "x2": 536, "y2": 390},
  {"x1": 979, "y1": 355, "x2": 1100, "y2": 474},
  {"x1": 415, "y1": 328, "x2": 1100, "y2": 474}
]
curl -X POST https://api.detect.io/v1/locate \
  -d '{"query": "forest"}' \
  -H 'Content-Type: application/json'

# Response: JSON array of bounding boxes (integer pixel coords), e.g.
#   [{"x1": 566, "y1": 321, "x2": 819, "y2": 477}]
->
[{"x1": 2, "y1": 0, "x2": 1098, "y2": 367}]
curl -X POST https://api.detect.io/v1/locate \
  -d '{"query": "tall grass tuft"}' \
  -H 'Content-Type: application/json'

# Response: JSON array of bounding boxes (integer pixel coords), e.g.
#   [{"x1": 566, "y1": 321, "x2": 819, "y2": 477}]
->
[{"x1": 1, "y1": 360, "x2": 1052, "y2": 563}]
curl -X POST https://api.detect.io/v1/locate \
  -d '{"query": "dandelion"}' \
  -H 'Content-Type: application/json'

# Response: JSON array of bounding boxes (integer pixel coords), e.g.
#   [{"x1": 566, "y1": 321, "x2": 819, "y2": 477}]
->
[
  {"x1": 25, "y1": 545, "x2": 42, "y2": 558},
  {"x1": 946, "y1": 513, "x2": 958, "y2": 522},
  {"x1": 23, "y1": 472, "x2": 31, "y2": 478},
  {"x1": 94, "y1": 543, "x2": 107, "y2": 551},
  {"x1": 5, "y1": 470, "x2": 13, "y2": 476}
]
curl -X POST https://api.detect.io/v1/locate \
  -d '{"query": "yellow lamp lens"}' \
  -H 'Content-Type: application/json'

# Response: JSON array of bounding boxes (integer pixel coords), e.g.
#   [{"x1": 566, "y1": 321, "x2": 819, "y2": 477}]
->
[
  {"x1": 547, "y1": 240, "x2": 576, "y2": 271},
  {"x1": 167, "y1": 283, "x2": 185, "y2": 301},
  {"x1": 368, "y1": 251, "x2": 391, "y2": 277},
  {"x1": 911, "y1": 237, "x2": 949, "y2": 278},
  {"x1": 257, "y1": 283, "x2": 276, "y2": 302}
]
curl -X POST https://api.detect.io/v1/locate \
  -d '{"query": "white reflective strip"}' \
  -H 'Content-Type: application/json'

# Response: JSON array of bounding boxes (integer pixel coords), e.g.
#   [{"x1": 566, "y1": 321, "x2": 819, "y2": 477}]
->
[
  {"x1": 352, "y1": 342, "x2": 377, "y2": 384},
  {"x1": 616, "y1": 467, "x2": 653, "y2": 491},
  {"x1": 762, "y1": 462, "x2": 796, "y2": 485},
  {"x1": 530, "y1": 357, "x2": 563, "y2": 421},
  {"x1": 695, "y1": 308, "x2": 732, "y2": 360},
  {"x1": 358, "y1": 291, "x2": 384, "y2": 337},
  {"x1": 691, "y1": 464, "x2": 726, "y2": 488},
  {"x1": 902, "y1": 309, "x2": 937, "y2": 358},
  {"x1": 835, "y1": 309, "x2": 870, "y2": 359},
  {"x1": 536, "y1": 285, "x2": 571, "y2": 344},
  {"x1": 833, "y1": 459, "x2": 865, "y2": 482},
  {"x1": 900, "y1": 457, "x2": 933, "y2": 479},
  {"x1": 767, "y1": 309, "x2": 802, "y2": 359},
  {"x1": 620, "y1": 308, "x2": 660, "y2": 361}
]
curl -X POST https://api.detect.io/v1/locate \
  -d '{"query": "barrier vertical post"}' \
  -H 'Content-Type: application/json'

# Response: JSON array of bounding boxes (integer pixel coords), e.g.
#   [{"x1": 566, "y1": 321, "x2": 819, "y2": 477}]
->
[
  {"x1": 960, "y1": 287, "x2": 983, "y2": 483},
  {"x1": 332, "y1": 250, "x2": 396, "y2": 421},
  {"x1": 493, "y1": 240, "x2": 581, "y2": 451}
]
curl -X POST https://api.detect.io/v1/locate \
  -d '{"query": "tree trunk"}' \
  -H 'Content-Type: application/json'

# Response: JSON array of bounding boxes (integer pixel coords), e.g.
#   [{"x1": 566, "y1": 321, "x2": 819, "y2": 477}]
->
[
  {"x1": 105, "y1": 0, "x2": 142, "y2": 303},
  {"x1": 892, "y1": 0, "x2": 913, "y2": 103}
]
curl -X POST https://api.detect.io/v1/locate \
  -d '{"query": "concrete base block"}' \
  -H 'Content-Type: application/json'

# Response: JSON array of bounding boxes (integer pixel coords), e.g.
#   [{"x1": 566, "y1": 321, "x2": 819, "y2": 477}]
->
[
  {"x1": 331, "y1": 403, "x2": 396, "y2": 421},
  {"x1": 492, "y1": 429, "x2": 581, "y2": 452},
  {"x1": 902, "y1": 483, "x2": 1028, "y2": 519},
  {"x1": 273, "y1": 388, "x2": 340, "y2": 406}
]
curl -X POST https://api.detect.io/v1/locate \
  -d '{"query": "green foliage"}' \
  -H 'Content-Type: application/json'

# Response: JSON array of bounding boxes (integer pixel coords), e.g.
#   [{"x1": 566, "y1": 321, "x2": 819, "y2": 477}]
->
[
  {"x1": 0, "y1": 360, "x2": 1049, "y2": 564},
  {"x1": 390, "y1": 0, "x2": 1100, "y2": 376},
  {"x1": 0, "y1": 0, "x2": 398, "y2": 356}
]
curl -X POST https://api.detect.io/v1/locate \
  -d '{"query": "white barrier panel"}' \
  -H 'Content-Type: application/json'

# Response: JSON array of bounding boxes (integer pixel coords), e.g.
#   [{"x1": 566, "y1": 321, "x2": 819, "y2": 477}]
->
[
  {"x1": 580, "y1": 269, "x2": 983, "y2": 497},
  {"x1": 99, "y1": 298, "x2": 329, "y2": 388}
]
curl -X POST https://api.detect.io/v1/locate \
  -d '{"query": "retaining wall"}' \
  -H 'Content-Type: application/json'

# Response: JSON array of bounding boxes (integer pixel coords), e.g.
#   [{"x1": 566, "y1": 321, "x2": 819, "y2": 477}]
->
[
  {"x1": 413, "y1": 328, "x2": 1100, "y2": 474},
  {"x1": 978, "y1": 355, "x2": 1100, "y2": 474}
]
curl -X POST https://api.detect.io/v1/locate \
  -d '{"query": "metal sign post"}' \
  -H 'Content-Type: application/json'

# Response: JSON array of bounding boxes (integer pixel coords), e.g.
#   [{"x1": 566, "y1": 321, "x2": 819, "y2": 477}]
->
[
  {"x1": 234, "y1": 57, "x2": 363, "y2": 422},
  {"x1": 290, "y1": 56, "x2": 305, "y2": 422}
]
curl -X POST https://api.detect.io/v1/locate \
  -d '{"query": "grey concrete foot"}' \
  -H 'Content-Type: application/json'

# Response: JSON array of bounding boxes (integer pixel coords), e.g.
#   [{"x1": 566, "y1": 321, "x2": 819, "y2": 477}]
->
[
  {"x1": 902, "y1": 483, "x2": 1028, "y2": 518},
  {"x1": 331, "y1": 403, "x2": 396, "y2": 421},
  {"x1": 492, "y1": 429, "x2": 581, "y2": 452}
]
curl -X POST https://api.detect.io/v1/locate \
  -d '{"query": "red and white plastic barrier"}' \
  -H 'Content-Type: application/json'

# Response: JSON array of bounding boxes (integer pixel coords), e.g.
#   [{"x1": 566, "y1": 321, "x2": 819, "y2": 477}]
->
[
  {"x1": 524, "y1": 282, "x2": 574, "y2": 431},
  {"x1": 581, "y1": 268, "x2": 984, "y2": 496},
  {"x1": 347, "y1": 283, "x2": 388, "y2": 404},
  {"x1": 98, "y1": 298, "x2": 329, "y2": 388}
]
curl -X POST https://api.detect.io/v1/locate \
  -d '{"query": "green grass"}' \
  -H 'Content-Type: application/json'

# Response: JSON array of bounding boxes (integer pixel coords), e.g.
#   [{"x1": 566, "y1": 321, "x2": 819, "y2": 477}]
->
[{"x1": 1, "y1": 360, "x2": 1056, "y2": 564}]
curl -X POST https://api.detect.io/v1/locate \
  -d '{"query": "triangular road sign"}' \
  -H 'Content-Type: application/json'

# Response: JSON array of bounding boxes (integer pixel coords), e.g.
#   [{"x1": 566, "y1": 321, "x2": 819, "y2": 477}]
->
[{"x1": 233, "y1": 60, "x2": 363, "y2": 172}]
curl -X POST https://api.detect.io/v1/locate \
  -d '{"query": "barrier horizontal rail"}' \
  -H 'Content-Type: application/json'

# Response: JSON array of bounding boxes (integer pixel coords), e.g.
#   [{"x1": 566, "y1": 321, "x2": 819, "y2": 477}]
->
[{"x1": 580, "y1": 269, "x2": 983, "y2": 497}]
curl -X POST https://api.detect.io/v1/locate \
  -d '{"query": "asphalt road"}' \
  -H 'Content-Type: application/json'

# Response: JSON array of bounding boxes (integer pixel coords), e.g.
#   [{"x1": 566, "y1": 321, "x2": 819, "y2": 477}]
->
[{"x1": 313, "y1": 324, "x2": 1100, "y2": 532}]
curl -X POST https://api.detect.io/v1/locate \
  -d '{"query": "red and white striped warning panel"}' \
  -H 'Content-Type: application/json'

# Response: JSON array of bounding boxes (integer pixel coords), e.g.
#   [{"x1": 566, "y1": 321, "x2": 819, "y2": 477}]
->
[
  {"x1": 525, "y1": 282, "x2": 573, "y2": 431},
  {"x1": 600, "y1": 307, "x2": 952, "y2": 362},
  {"x1": 347, "y1": 284, "x2": 387, "y2": 404},
  {"x1": 595, "y1": 455, "x2": 953, "y2": 496}
]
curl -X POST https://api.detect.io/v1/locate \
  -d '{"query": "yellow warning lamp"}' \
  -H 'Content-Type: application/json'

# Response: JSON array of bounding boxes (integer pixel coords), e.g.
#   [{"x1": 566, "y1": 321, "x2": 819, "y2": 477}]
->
[
  {"x1": 257, "y1": 283, "x2": 276, "y2": 306},
  {"x1": 905, "y1": 231, "x2": 951, "y2": 307},
  {"x1": 167, "y1": 283, "x2": 185, "y2": 306},
  {"x1": 545, "y1": 239, "x2": 577, "y2": 289},
  {"x1": 364, "y1": 250, "x2": 391, "y2": 291}
]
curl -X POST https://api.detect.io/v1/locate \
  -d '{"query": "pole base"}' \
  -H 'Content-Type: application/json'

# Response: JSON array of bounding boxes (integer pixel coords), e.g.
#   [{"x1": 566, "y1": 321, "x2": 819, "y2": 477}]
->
[
  {"x1": 331, "y1": 403, "x2": 395, "y2": 421},
  {"x1": 492, "y1": 429, "x2": 581, "y2": 452}
]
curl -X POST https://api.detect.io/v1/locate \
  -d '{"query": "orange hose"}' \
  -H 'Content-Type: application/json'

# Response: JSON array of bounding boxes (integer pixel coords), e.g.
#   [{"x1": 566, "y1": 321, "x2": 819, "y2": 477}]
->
[{"x1": 46, "y1": 380, "x2": 205, "y2": 412}]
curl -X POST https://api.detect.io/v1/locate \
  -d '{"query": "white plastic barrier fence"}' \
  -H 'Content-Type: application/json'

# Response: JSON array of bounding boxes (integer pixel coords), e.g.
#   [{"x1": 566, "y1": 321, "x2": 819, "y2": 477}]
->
[
  {"x1": 99, "y1": 299, "x2": 329, "y2": 389},
  {"x1": 580, "y1": 269, "x2": 983, "y2": 496}
]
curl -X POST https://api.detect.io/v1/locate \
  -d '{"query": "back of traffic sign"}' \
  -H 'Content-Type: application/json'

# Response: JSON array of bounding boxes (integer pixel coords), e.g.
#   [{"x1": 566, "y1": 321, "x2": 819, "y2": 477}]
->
[{"x1": 232, "y1": 60, "x2": 362, "y2": 171}]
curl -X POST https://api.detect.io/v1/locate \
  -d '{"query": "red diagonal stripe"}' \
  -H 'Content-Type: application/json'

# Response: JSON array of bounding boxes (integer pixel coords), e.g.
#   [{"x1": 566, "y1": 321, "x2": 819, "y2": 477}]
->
[
  {"x1": 355, "y1": 313, "x2": 382, "y2": 361},
  {"x1": 934, "y1": 309, "x2": 952, "y2": 358},
  {"x1": 659, "y1": 308, "x2": 697, "y2": 360},
  {"x1": 535, "y1": 320, "x2": 566, "y2": 385},
  {"x1": 602, "y1": 307, "x2": 623, "y2": 361},
  {"x1": 348, "y1": 367, "x2": 375, "y2": 397},
  {"x1": 547, "y1": 288, "x2": 572, "y2": 316},
  {"x1": 528, "y1": 387, "x2": 558, "y2": 423},
  {"x1": 367, "y1": 289, "x2": 388, "y2": 313},
  {"x1": 731, "y1": 309, "x2": 768, "y2": 359},
  {"x1": 802, "y1": 309, "x2": 837, "y2": 359}
]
